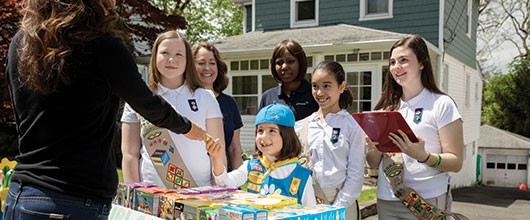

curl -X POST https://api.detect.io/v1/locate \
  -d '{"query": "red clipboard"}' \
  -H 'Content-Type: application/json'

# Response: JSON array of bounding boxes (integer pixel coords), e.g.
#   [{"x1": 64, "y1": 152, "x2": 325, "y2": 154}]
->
[{"x1": 352, "y1": 111, "x2": 418, "y2": 153}]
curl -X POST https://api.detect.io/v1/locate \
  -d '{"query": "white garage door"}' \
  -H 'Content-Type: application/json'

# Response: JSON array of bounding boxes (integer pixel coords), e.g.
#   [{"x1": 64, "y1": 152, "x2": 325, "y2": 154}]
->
[{"x1": 485, "y1": 154, "x2": 528, "y2": 187}]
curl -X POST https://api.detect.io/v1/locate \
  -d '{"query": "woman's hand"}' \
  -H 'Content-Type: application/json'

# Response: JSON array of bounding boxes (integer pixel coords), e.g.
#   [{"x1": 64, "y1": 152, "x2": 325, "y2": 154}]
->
[{"x1": 388, "y1": 129, "x2": 428, "y2": 161}]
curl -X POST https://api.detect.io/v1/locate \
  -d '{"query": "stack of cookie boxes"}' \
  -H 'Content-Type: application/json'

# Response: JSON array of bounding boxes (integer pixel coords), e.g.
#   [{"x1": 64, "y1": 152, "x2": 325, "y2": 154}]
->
[{"x1": 113, "y1": 183, "x2": 346, "y2": 220}]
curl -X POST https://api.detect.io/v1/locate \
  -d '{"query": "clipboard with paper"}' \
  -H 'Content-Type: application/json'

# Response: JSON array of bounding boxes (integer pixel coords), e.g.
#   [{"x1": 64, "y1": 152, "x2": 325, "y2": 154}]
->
[{"x1": 352, "y1": 111, "x2": 418, "y2": 153}]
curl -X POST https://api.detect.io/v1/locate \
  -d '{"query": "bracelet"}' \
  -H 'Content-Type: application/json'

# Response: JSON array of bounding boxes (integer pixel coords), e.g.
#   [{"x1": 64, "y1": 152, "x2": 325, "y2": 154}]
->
[
  {"x1": 430, "y1": 154, "x2": 442, "y2": 168},
  {"x1": 417, "y1": 152, "x2": 431, "y2": 163}
]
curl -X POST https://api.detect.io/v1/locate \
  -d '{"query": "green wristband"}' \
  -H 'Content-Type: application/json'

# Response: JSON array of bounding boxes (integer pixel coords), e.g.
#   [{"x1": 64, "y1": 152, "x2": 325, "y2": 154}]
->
[{"x1": 430, "y1": 153, "x2": 442, "y2": 168}]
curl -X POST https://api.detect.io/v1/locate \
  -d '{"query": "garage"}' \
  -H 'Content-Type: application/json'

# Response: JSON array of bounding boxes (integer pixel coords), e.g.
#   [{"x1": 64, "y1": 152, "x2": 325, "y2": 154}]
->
[{"x1": 478, "y1": 125, "x2": 530, "y2": 188}]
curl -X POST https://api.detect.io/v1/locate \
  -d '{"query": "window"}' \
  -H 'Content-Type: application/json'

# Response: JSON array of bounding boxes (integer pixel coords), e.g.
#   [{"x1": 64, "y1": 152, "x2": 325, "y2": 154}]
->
[
  {"x1": 442, "y1": 64, "x2": 449, "y2": 92},
  {"x1": 359, "y1": 0, "x2": 393, "y2": 21},
  {"x1": 232, "y1": 76, "x2": 258, "y2": 115},
  {"x1": 465, "y1": 74, "x2": 470, "y2": 106},
  {"x1": 466, "y1": 0, "x2": 472, "y2": 37},
  {"x1": 291, "y1": 0, "x2": 319, "y2": 28},
  {"x1": 244, "y1": 4, "x2": 253, "y2": 33},
  {"x1": 346, "y1": 71, "x2": 372, "y2": 113},
  {"x1": 486, "y1": 163, "x2": 495, "y2": 169},
  {"x1": 475, "y1": 82, "x2": 479, "y2": 101}
]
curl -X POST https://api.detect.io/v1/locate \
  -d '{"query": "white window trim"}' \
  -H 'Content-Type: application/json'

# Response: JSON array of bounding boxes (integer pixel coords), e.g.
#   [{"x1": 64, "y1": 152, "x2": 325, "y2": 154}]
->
[
  {"x1": 290, "y1": 0, "x2": 319, "y2": 28},
  {"x1": 359, "y1": 0, "x2": 393, "y2": 21},
  {"x1": 466, "y1": 0, "x2": 472, "y2": 38}
]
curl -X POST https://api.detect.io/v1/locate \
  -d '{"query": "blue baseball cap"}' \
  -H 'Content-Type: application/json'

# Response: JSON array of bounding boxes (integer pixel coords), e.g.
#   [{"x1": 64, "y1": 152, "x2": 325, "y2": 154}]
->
[{"x1": 255, "y1": 103, "x2": 295, "y2": 127}]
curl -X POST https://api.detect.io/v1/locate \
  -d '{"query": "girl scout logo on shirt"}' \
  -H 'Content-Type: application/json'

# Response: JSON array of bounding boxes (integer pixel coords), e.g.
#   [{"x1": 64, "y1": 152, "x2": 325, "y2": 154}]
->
[
  {"x1": 413, "y1": 108, "x2": 423, "y2": 124},
  {"x1": 188, "y1": 99, "x2": 198, "y2": 112},
  {"x1": 331, "y1": 128, "x2": 340, "y2": 144}
]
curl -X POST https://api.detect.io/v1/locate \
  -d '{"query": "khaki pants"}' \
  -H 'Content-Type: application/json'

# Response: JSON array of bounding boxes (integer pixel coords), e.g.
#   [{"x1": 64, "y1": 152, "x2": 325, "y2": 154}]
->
[
  {"x1": 377, "y1": 191, "x2": 453, "y2": 220},
  {"x1": 322, "y1": 185, "x2": 360, "y2": 220}
]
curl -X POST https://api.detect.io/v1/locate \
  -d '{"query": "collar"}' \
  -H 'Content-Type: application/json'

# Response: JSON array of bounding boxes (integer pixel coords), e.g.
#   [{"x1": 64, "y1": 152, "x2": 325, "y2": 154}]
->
[
  {"x1": 156, "y1": 83, "x2": 187, "y2": 96},
  {"x1": 259, "y1": 155, "x2": 299, "y2": 172},
  {"x1": 308, "y1": 109, "x2": 350, "y2": 122},
  {"x1": 399, "y1": 88, "x2": 428, "y2": 110},
  {"x1": 276, "y1": 79, "x2": 310, "y2": 97}
]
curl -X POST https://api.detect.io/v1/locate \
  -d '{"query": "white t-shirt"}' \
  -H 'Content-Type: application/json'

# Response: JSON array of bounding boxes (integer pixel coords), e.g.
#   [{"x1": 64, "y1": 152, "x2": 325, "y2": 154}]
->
[
  {"x1": 295, "y1": 109, "x2": 366, "y2": 207},
  {"x1": 377, "y1": 88, "x2": 462, "y2": 200},
  {"x1": 121, "y1": 84, "x2": 222, "y2": 187}
]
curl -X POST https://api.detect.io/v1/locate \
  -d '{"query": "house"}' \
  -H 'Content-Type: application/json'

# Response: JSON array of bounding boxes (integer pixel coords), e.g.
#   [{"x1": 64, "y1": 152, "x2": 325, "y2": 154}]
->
[
  {"x1": 478, "y1": 125, "x2": 530, "y2": 188},
  {"x1": 214, "y1": 0, "x2": 482, "y2": 188}
]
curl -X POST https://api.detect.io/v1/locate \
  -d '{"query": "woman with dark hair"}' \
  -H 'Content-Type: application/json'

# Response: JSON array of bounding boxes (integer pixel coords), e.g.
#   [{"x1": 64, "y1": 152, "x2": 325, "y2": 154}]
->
[
  {"x1": 193, "y1": 42, "x2": 244, "y2": 172},
  {"x1": 4, "y1": 0, "x2": 207, "y2": 218},
  {"x1": 259, "y1": 39, "x2": 318, "y2": 121},
  {"x1": 366, "y1": 35, "x2": 464, "y2": 219}
]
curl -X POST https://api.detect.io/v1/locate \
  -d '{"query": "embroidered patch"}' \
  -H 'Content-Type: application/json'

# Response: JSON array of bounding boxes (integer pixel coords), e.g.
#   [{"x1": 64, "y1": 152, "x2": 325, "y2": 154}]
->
[
  {"x1": 165, "y1": 163, "x2": 190, "y2": 189},
  {"x1": 331, "y1": 128, "x2": 340, "y2": 144},
  {"x1": 188, "y1": 99, "x2": 198, "y2": 112},
  {"x1": 289, "y1": 177, "x2": 301, "y2": 195},
  {"x1": 413, "y1": 108, "x2": 423, "y2": 124}
]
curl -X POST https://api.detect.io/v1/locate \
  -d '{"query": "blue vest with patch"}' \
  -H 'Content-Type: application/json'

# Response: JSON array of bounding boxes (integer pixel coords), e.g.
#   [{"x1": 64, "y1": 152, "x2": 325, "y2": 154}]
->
[{"x1": 245, "y1": 159, "x2": 312, "y2": 204}]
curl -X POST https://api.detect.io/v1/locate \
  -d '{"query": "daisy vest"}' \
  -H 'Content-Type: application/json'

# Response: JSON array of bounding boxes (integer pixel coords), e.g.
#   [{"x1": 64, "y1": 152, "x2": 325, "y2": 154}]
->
[{"x1": 245, "y1": 157, "x2": 312, "y2": 204}]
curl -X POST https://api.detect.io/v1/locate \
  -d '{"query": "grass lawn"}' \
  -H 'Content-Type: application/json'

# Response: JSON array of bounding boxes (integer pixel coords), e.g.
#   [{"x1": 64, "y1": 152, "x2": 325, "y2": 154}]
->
[{"x1": 358, "y1": 188, "x2": 377, "y2": 203}]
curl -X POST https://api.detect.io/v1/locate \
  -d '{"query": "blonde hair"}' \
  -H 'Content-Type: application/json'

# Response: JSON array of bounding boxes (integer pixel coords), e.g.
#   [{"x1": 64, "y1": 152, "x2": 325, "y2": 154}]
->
[{"x1": 148, "y1": 31, "x2": 202, "y2": 91}]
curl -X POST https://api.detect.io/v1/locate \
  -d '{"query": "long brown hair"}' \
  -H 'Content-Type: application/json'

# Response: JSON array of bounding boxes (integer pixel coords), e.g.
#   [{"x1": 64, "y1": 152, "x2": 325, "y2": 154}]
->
[
  {"x1": 148, "y1": 31, "x2": 202, "y2": 91},
  {"x1": 191, "y1": 42, "x2": 229, "y2": 94},
  {"x1": 270, "y1": 39, "x2": 308, "y2": 83},
  {"x1": 18, "y1": 0, "x2": 118, "y2": 95},
  {"x1": 375, "y1": 35, "x2": 444, "y2": 111}
]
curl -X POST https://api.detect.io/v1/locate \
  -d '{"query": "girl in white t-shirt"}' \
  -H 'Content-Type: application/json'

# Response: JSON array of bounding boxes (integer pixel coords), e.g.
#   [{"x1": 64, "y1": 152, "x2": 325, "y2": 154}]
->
[
  {"x1": 366, "y1": 35, "x2": 464, "y2": 219},
  {"x1": 121, "y1": 31, "x2": 226, "y2": 187},
  {"x1": 296, "y1": 61, "x2": 366, "y2": 220}
]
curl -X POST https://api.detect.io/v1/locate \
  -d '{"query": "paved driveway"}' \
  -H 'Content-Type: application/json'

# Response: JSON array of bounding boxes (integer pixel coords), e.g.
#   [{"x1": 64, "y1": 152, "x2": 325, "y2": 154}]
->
[
  {"x1": 451, "y1": 186, "x2": 530, "y2": 220},
  {"x1": 363, "y1": 186, "x2": 530, "y2": 219}
]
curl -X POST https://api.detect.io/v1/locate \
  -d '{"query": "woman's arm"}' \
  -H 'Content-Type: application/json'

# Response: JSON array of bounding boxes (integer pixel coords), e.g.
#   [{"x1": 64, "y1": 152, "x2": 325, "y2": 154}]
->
[
  {"x1": 434, "y1": 119, "x2": 464, "y2": 172},
  {"x1": 121, "y1": 122, "x2": 142, "y2": 182},
  {"x1": 206, "y1": 117, "x2": 227, "y2": 168},
  {"x1": 228, "y1": 129, "x2": 243, "y2": 170}
]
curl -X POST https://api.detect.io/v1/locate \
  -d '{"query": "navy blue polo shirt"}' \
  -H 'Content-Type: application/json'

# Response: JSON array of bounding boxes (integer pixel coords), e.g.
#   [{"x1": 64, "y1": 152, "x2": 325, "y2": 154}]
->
[{"x1": 259, "y1": 79, "x2": 318, "y2": 121}]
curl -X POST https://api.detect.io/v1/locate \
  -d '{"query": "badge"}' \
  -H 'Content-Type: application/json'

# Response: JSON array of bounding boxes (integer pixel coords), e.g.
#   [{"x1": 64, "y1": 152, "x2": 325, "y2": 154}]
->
[
  {"x1": 188, "y1": 99, "x2": 198, "y2": 112},
  {"x1": 330, "y1": 128, "x2": 340, "y2": 144},
  {"x1": 413, "y1": 108, "x2": 423, "y2": 124}
]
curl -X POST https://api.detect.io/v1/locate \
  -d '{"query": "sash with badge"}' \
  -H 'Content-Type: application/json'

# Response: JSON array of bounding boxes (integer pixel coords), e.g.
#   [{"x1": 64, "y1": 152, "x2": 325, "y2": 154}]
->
[
  {"x1": 382, "y1": 155, "x2": 468, "y2": 220},
  {"x1": 138, "y1": 115, "x2": 198, "y2": 189}
]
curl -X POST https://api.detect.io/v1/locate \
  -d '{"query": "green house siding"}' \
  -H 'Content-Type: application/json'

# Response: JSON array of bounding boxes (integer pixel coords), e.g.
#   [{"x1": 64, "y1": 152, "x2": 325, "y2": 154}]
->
[
  {"x1": 319, "y1": 0, "x2": 356, "y2": 24},
  {"x1": 248, "y1": 0, "x2": 476, "y2": 68},
  {"x1": 254, "y1": 0, "x2": 289, "y2": 31},
  {"x1": 443, "y1": 0, "x2": 477, "y2": 69}
]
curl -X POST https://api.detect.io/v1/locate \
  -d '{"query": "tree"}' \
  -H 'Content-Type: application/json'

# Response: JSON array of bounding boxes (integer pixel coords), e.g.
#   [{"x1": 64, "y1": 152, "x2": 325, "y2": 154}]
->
[
  {"x1": 116, "y1": 0, "x2": 189, "y2": 55},
  {"x1": 181, "y1": 0, "x2": 243, "y2": 44},
  {"x1": 482, "y1": 58, "x2": 530, "y2": 137},
  {"x1": 0, "y1": 0, "x2": 23, "y2": 159},
  {"x1": 478, "y1": 0, "x2": 529, "y2": 72}
]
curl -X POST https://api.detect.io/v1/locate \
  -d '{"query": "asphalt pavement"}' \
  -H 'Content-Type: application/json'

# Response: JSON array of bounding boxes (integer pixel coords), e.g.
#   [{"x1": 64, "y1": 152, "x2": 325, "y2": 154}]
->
[{"x1": 363, "y1": 186, "x2": 530, "y2": 219}]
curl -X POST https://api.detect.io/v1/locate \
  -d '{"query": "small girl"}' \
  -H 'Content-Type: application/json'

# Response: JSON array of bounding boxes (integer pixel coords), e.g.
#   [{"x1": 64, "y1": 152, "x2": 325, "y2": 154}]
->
[
  {"x1": 121, "y1": 31, "x2": 226, "y2": 188},
  {"x1": 207, "y1": 103, "x2": 316, "y2": 205},
  {"x1": 296, "y1": 61, "x2": 365, "y2": 220}
]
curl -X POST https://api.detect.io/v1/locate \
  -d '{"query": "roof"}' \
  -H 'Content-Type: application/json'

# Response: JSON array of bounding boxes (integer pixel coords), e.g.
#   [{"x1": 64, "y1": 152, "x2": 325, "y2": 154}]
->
[
  {"x1": 213, "y1": 24, "x2": 409, "y2": 53},
  {"x1": 479, "y1": 125, "x2": 530, "y2": 149}
]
